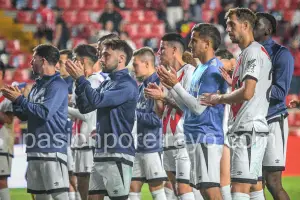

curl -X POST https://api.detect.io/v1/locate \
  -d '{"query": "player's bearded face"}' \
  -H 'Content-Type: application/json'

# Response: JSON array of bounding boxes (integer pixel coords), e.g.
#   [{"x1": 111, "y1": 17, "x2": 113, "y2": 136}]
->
[
  {"x1": 100, "y1": 48, "x2": 118, "y2": 73},
  {"x1": 226, "y1": 15, "x2": 243, "y2": 43},
  {"x1": 30, "y1": 53, "x2": 43, "y2": 75}
]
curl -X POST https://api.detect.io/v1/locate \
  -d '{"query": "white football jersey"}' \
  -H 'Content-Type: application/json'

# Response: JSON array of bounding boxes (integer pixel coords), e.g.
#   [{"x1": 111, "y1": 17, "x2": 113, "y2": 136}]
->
[
  {"x1": 0, "y1": 93, "x2": 13, "y2": 153},
  {"x1": 162, "y1": 64, "x2": 195, "y2": 147},
  {"x1": 72, "y1": 72, "x2": 106, "y2": 148},
  {"x1": 228, "y1": 41, "x2": 272, "y2": 133}
]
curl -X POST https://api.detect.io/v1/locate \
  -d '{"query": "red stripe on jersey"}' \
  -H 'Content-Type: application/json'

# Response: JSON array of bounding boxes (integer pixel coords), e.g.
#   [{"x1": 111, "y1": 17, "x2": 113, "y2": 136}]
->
[
  {"x1": 261, "y1": 46, "x2": 270, "y2": 59},
  {"x1": 162, "y1": 69, "x2": 185, "y2": 135},
  {"x1": 231, "y1": 57, "x2": 243, "y2": 119}
]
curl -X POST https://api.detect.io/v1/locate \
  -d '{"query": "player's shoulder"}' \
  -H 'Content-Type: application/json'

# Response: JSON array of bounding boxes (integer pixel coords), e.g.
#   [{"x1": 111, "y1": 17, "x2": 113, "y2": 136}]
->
[
  {"x1": 244, "y1": 41, "x2": 263, "y2": 54},
  {"x1": 183, "y1": 63, "x2": 195, "y2": 72},
  {"x1": 207, "y1": 57, "x2": 223, "y2": 73}
]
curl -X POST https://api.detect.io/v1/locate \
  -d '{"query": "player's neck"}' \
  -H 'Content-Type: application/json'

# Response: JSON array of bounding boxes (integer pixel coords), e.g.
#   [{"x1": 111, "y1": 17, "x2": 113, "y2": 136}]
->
[
  {"x1": 171, "y1": 60, "x2": 184, "y2": 72},
  {"x1": 41, "y1": 66, "x2": 56, "y2": 77},
  {"x1": 198, "y1": 51, "x2": 215, "y2": 64},
  {"x1": 239, "y1": 34, "x2": 255, "y2": 50},
  {"x1": 0, "y1": 81, "x2": 3, "y2": 89},
  {"x1": 258, "y1": 35, "x2": 271, "y2": 44},
  {"x1": 144, "y1": 68, "x2": 156, "y2": 80}
]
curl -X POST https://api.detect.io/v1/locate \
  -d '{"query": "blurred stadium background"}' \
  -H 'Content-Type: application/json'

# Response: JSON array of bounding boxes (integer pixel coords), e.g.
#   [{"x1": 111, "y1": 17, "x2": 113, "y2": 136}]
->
[{"x1": 0, "y1": 0, "x2": 300, "y2": 198}]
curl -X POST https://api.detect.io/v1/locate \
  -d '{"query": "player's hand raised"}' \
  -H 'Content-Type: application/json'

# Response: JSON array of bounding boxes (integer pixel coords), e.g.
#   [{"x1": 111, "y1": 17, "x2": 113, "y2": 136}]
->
[
  {"x1": 65, "y1": 59, "x2": 85, "y2": 80},
  {"x1": 200, "y1": 91, "x2": 222, "y2": 106},
  {"x1": 157, "y1": 65, "x2": 178, "y2": 89},
  {"x1": 1, "y1": 85, "x2": 22, "y2": 102},
  {"x1": 219, "y1": 67, "x2": 232, "y2": 86},
  {"x1": 144, "y1": 83, "x2": 165, "y2": 100},
  {"x1": 289, "y1": 100, "x2": 300, "y2": 109}
]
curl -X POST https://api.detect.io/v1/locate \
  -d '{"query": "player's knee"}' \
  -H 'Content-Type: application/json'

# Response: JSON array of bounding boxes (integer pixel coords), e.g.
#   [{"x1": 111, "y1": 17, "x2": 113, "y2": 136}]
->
[
  {"x1": 231, "y1": 182, "x2": 252, "y2": 193},
  {"x1": 130, "y1": 181, "x2": 143, "y2": 193},
  {"x1": 0, "y1": 178, "x2": 8, "y2": 188},
  {"x1": 177, "y1": 182, "x2": 192, "y2": 195},
  {"x1": 148, "y1": 181, "x2": 164, "y2": 192},
  {"x1": 265, "y1": 172, "x2": 283, "y2": 191}
]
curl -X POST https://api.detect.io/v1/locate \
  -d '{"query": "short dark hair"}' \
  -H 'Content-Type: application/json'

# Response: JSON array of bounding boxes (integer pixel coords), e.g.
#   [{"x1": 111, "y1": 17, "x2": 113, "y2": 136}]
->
[
  {"x1": 59, "y1": 49, "x2": 72, "y2": 59},
  {"x1": 102, "y1": 39, "x2": 133, "y2": 66},
  {"x1": 73, "y1": 44, "x2": 98, "y2": 64},
  {"x1": 225, "y1": 8, "x2": 257, "y2": 29},
  {"x1": 0, "y1": 61, "x2": 5, "y2": 79},
  {"x1": 98, "y1": 33, "x2": 120, "y2": 44},
  {"x1": 192, "y1": 23, "x2": 221, "y2": 51},
  {"x1": 133, "y1": 47, "x2": 155, "y2": 64},
  {"x1": 215, "y1": 49, "x2": 234, "y2": 60},
  {"x1": 40, "y1": 0, "x2": 47, "y2": 6},
  {"x1": 33, "y1": 44, "x2": 60, "y2": 66},
  {"x1": 256, "y1": 12, "x2": 277, "y2": 34},
  {"x1": 162, "y1": 33, "x2": 186, "y2": 52}
]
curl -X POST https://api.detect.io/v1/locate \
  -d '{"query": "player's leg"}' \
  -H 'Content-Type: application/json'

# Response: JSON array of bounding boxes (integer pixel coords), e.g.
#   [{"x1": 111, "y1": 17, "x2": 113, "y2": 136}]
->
[
  {"x1": 187, "y1": 143, "x2": 223, "y2": 200},
  {"x1": 75, "y1": 149, "x2": 94, "y2": 200},
  {"x1": 263, "y1": 115, "x2": 290, "y2": 200},
  {"x1": 164, "y1": 149, "x2": 178, "y2": 199},
  {"x1": 144, "y1": 152, "x2": 168, "y2": 200},
  {"x1": 67, "y1": 146, "x2": 78, "y2": 200},
  {"x1": 130, "y1": 153, "x2": 145, "y2": 200},
  {"x1": 0, "y1": 154, "x2": 12, "y2": 200},
  {"x1": 89, "y1": 153, "x2": 134, "y2": 200},
  {"x1": 220, "y1": 143, "x2": 232, "y2": 200},
  {"x1": 231, "y1": 131, "x2": 267, "y2": 200},
  {"x1": 175, "y1": 148, "x2": 194, "y2": 200}
]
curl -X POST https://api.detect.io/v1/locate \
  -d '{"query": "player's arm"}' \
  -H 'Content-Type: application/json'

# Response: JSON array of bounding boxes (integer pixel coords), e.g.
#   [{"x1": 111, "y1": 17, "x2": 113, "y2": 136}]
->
[
  {"x1": 154, "y1": 99, "x2": 164, "y2": 118},
  {"x1": 76, "y1": 76, "x2": 136, "y2": 111},
  {"x1": 219, "y1": 78, "x2": 256, "y2": 104},
  {"x1": 68, "y1": 107, "x2": 87, "y2": 121},
  {"x1": 13, "y1": 82, "x2": 68, "y2": 121},
  {"x1": 220, "y1": 52, "x2": 260, "y2": 104},
  {"x1": 136, "y1": 104, "x2": 161, "y2": 127},
  {"x1": 270, "y1": 49, "x2": 294, "y2": 101}
]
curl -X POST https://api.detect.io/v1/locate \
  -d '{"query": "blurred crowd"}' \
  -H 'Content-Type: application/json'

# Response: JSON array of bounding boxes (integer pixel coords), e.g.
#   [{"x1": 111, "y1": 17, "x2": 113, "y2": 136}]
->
[{"x1": 1, "y1": 0, "x2": 300, "y2": 94}]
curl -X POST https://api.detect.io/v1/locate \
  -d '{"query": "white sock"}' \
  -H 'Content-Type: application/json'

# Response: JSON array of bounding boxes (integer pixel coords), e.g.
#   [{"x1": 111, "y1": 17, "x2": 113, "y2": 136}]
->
[
  {"x1": 69, "y1": 191, "x2": 76, "y2": 200},
  {"x1": 152, "y1": 188, "x2": 167, "y2": 200},
  {"x1": 192, "y1": 188, "x2": 204, "y2": 200},
  {"x1": 76, "y1": 191, "x2": 82, "y2": 200},
  {"x1": 0, "y1": 188, "x2": 10, "y2": 200},
  {"x1": 221, "y1": 185, "x2": 232, "y2": 200},
  {"x1": 35, "y1": 194, "x2": 51, "y2": 200},
  {"x1": 232, "y1": 192, "x2": 250, "y2": 200},
  {"x1": 51, "y1": 192, "x2": 69, "y2": 200},
  {"x1": 129, "y1": 192, "x2": 141, "y2": 200},
  {"x1": 104, "y1": 196, "x2": 111, "y2": 200},
  {"x1": 250, "y1": 190, "x2": 265, "y2": 200},
  {"x1": 180, "y1": 192, "x2": 195, "y2": 200},
  {"x1": 165, "y1": 187, "x2": 177, "y2": 200}
]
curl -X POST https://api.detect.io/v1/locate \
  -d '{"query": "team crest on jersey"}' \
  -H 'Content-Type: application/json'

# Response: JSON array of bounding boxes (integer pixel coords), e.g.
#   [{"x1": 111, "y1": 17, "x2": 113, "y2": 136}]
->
[{"x1": 30, "y1": 88, "x2": 45, "y2": 104}]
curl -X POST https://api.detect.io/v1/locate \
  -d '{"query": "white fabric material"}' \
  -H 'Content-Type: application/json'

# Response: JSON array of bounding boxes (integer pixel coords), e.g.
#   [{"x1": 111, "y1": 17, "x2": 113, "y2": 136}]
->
[
  {"x1": 171, "y1": 83, "x2": 207, "y2": 115},
  {"x1": 164, "y1": 187, "x2": 177, "y2": 200},
  {"x1": 152, "y1": 188, "x2": 167, "y2": 200},
  {"x1": 221, "y1": 185, "x2": 232, "y2": 200},
  {"x1": 129, "y1": 192, "x2": 141, "y2": 200},
  {"x1": 228, "y1": 41, "x2": 272, "y2": 134},
  {"x1": 232, "y1": 192, "x2": 250, "y2": 200},
  {"x1": 179, "y1": 192, "x2": 195, "y2": 200},
  {"x1": 192, "y1": 188, "x2": 204, "y2": 200},
  {"x1": 250, "y1": 190, "x2": 265, "y2": 200},
  {"x1": 0, "y1": 188, "x2": 10, "y2": 200},
  {"x1": 69, "y1": 192, "x2": 76, "y2": 200}
]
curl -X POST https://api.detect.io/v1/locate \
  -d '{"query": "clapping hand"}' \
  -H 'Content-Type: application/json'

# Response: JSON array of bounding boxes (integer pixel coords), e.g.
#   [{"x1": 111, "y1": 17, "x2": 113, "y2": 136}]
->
[{"x1": 65, "y1": 59, "x2": 85, "y2": 80}]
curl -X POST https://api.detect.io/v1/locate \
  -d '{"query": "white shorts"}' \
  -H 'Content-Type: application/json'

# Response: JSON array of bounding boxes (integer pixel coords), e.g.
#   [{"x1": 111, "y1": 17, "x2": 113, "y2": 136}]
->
[
  {"x1": 89, "y1": 152, "x2": 134, "y2": 199},
  {"x1": 0, "y1": 152, "x2": 13, "y2": 177},
  {"x1": 26, "y1": 152, "x2": 69, "y2": 194},
  {"x1": 163, "y1": 147, "x2": 191, "y2": 184},
  {"x1": 67, "y1": 146, "x2": 75, "y2": 173},
  {"x1": 263, "y1": 114, "x2": 289, "y2": 172},
  {"x1": 187, "y1": 143, "x2": 223, "y2": 189},
  {"x1": 229, "y1": 130, "x2": 268, "y2": 184},
  {"x1": 132, "y1": 152, "x2": 168, "y2": 183},
  {"x1": 74, "y1": 148, "x2": 94, "y2": 175}
]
